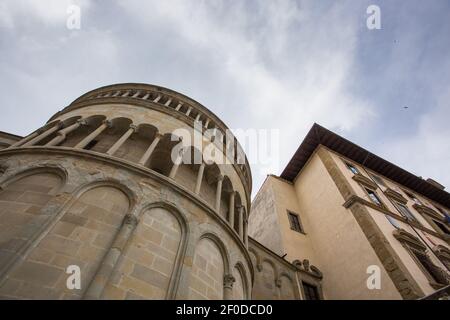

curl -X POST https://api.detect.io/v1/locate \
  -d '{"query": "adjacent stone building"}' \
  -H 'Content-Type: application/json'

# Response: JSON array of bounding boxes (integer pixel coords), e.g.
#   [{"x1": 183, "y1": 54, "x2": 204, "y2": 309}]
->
[
  {"x1": 249, "y1": 124, "x2": 450, "y2": 300},
  {"x1": 0, "y1": 84, "x2": 448, "y2": 299}
]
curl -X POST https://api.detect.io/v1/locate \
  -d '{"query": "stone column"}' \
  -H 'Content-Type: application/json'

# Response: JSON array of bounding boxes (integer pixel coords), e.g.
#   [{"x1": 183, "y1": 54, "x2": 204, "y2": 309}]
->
[
  {"x1": 84, "y1": 214, "x2": 138, "y2": 299},
  {"x1": 223, "y1": 274, "x2": 235, "y2": 300},
  {"x1": 45, "y1": 120, "x2": 86, "y2": 147},
  {"x1": 9, "y1": 130, "x2": 41, "y2": 148},
  {"x1": 228, "y1": 192, "x2": 235, "y2": 228},
  {"x1": 169, "y1": 147, "x2": 185, "y2": 179},
  {"x1": 194, "y1": 163, "x2": 205, "y2": 194},
  {"x1": 139, "y1": 133, "x2": 162, "y2": 166},
  {"x1": 238, "y1": 206, "x2": 244, "y2": 239},
  {"x1": 75, "y1": 120, "x2": 111, "y2": 149},
  {"x1": 243, "y1": 213, "x2": 248, "y2": 247},
  {"x1": 22, "y1": 123, "x2": 62, "y2": 147},
  {"x1": 106, "y1": 124, "x2": 136, "y2": 156},
  {"x1": 215, "y1": 175, "x2": 224, "y2": 212}
]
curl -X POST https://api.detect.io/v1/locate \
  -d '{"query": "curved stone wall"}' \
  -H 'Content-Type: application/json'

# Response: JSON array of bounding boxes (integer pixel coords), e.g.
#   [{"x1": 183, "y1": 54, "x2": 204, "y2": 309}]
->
[{"x1": 0, "y1": 83, "x2": 253, "y2": 300}]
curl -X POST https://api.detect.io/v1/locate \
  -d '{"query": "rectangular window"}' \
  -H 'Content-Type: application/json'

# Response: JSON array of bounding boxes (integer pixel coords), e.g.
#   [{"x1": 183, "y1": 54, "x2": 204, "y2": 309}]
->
[
  {"x1": 411, "y1": 250, "x2": 449, "y2": 285},
  {"x1": 436, "y1": 206, "x2": 450, "y2": 220},
  {"x1": 403, "y1": 190, "x2": 422, "y2": 205},
  {"x1": 287, "y1": 211, "x2": 304, "y2": 234},
  {"x1": 433, "y1": 219, "x2": 450, "y2": 235},
  {"x1": 85, "y1": 139, "x2": 98, "y2": 150},
  {"x1": 302, "y1": 282, "x2": 320, "y2": 300},
  {"x1": 366, "y1": 188, "x2": 382, "y2": 206},
  {"x1": 345, "y1": 162, "x2": 359, "y2": 174},
  {"x1": 395, "y1": 202, "x2": 418, "y2": 223},
  {"x1": 370, "y1": 174, "x2": 386, "y2": 187}
]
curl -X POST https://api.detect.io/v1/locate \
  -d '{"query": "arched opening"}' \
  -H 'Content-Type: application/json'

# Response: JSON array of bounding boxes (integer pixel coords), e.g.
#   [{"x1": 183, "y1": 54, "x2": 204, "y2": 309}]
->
[
  {"x1": 234, "y1": 193, "x2": 243, "y2": 234},
  {"x1": 148, "y1": 133, "x2": 180, "y2": 177},
  {"x1": 201, "y1": 163, "x2": 221, "y2": 209},
  {"x1": 59, "y1": 115, "x2": 106, "y2": 147},
  {"x1": 175, "y1": 146, "x2": 203, "y2": 192},
  {"x1": 88, "y1": 117, "x2": 132, "y2": 153},
  {"x1": 119, "y1": 123, "x2": 158, "y2": 163},
  {"x1": 219, "y1": 176, "x2": 233, "y2": 220},
  {"x1": 35, "y1": 116, "x2": 80, "y2": 146}
]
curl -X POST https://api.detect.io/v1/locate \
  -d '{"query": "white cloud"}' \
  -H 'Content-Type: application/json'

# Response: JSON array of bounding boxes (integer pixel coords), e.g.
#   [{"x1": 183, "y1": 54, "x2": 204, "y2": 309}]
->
[
  {"x1": 0, "y1": 0, "x2": 91, "y2": 28},
  {"x1": 118, "y1": 0, "x2": 376, "y2": 194},
  {"x1": 380, "y1": 89, "x2": 450, "y2": 189}
]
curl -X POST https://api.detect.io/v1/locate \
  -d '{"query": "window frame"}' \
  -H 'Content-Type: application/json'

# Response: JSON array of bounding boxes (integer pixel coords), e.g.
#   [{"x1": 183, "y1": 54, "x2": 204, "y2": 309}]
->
[
  {"x1": 344, "y1": 161, "x2": 359, "y2": 175},
  {"x1": 362, "y1": 187, "x2": 384, "y2": 208},
  {"x1": 394, "y1": 201, "x2": 420, "y2": 224},
  {"x1": 287, "y1": 210, "x2": 305, "y2": 234},
  {"x1": 301, "y1": 281, "x2": 321, "y2": 300},
  {"x1": 393, "y1": 229, "x2": 449, "y2": 289},
  {"x1": 370, "y1": 173, "x2": 386, "y2": 188},
  {"x1": 402, "y1": 189, "x2": 423, "y2": 205}
]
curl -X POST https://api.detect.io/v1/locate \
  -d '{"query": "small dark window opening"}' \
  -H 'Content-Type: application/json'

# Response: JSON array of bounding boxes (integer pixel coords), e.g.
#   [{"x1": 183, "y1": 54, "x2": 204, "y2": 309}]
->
[
  {"x1": 396, "y1": 202, "x2": 418, "y2": 223},
  {"x1": 345, "y1": 162, "x2": 359, "y2": 174},
  {"x1": 411, "y1": 250, "x2": 449, "y2": 285},
  {"x1": 366, "y1": 188, "x2": 382, "y2": 206},
  {"x1": 287, "y1": 211, "x2": 304, "y2": 234},
  {"x1": 302, "y1": 282, "x2": 320, "y2": 300},
  {"x1": 403, "y1": 190, "x2": 422, "y2": 205},
  {"x1": 433, "y1": 219, "x2": 450, "y2": 235},
  {"x1": 85, "y1": 139, "x2": 98, "y2": 150}
]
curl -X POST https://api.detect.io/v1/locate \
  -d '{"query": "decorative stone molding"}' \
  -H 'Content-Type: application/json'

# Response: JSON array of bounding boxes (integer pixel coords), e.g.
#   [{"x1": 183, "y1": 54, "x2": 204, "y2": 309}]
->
[
  {"x1": 384, "y1": 188, "x2": 408, "y2": 204},
  {"x1": 123, "y1": 213, "x2": 138, "y2": 227},
  {"x1": 352, "y1": 173, "x2": 378, "y2": 190},
  {"x1": 292, "y1": 259, "x2": 323, "y2": 280},
  {"x1": 223, "y1": 274, "x2": 236, "y2": 289},
  {"x1": 256, "y1": 263, "x2": 263, "y2": 272},
  {"x1": 393, "y1": 229, "x2": 427, "y2": 251},
  {"x1": 47, "y1": 83, "x2": 253, "y2": 194},
  {"x1": 317, "y1": 147, "x2": 424, "y2": 299},
  {"x1": 129, "y1": 124, "x2": 138, "y2": 132},
  {"x1": 413, "y1": 204, "x2": 443, "y2": 221},
  {"x1": 394, "y1": 229, "x2": 450, "y2": 288},
  {"x1": 302, "y1": 259, "x2": 310, "y2": 272},
  {"x1": 275, "y1": 278, "x2": 282, "y2": 288},
  {"x1": 434, "y1": 245, "x2": 450, "y2": 262},
  {"x1": 342, "y1": 194, "x2": 446, "y2": 240},
  {"x1": 310, "y1": 266, "x2": 323, "y2": 280}
]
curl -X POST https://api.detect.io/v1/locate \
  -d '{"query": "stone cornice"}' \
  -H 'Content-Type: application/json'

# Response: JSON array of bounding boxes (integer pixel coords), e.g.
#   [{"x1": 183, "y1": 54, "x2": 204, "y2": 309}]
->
[
  {"x1": 343, "y1": 194, "x2": 447, "y2": 241},
  {"x1": 393, "y1": 229, "x2": 427, "y2": 252},
  {"x1": 352, "y1": 173, "x2": 378, "y2": 190},
  {"x1": 384, "y1": 188, "x2": 408, "y2": 204},
  {"x1": 413, "y1": 203, "x2": 443, "y2": 221}
]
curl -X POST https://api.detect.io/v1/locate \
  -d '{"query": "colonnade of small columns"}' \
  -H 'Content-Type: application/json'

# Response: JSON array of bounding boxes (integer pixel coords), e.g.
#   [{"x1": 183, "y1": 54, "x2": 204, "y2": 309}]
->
[
  {"x1": 75, "y1": 87, "x2": 250, "y2": 185},
  {"x1": 8, "y1": 117, "x2": 249, "y2": 246}
]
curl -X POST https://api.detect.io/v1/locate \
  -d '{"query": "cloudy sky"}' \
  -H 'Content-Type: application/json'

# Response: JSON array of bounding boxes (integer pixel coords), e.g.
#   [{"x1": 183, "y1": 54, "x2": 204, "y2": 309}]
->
[{"x1": 1, "y1": 0, "x2": 449, "y2": 197}]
